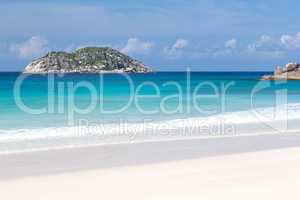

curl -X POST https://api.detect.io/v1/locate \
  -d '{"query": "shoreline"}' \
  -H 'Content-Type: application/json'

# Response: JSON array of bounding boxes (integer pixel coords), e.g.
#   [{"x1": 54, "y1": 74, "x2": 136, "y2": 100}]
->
[
  {"x1": 3, "y1": 101, "x2": 300, "y2": 154},
  {"x1": 0, "y1": 131, "x2": 295, "y2": 156},
  {"x1": 1, "y1": 133, "x2": 300, "y2": 180}
]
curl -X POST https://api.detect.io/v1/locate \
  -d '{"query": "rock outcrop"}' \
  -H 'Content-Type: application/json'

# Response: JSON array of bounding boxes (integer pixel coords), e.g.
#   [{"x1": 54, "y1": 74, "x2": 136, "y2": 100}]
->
[
  {"x1": 261, "y1": 62, "x2": 300, "y2": 80},
  {"x1": 24, "y1": 47, "x2": 152, "y2": 73}
]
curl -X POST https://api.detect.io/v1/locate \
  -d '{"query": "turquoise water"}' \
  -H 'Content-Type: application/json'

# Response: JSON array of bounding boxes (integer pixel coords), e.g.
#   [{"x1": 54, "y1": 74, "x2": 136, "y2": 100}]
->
[{"x1": 1, "y1": 72, "x2": 300, "y2": 152}]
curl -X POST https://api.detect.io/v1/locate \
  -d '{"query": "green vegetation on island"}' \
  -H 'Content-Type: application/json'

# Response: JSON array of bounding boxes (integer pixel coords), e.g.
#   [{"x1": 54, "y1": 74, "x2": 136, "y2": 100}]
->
[{"x1": 24, "y1": 47, "x2": 152, "y2": 73}]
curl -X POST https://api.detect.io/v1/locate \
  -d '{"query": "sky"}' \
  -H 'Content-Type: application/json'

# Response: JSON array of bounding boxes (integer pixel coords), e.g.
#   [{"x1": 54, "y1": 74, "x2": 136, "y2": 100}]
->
[{"x1": 1, "y1": 0, "x2": 300, "y2": 71}]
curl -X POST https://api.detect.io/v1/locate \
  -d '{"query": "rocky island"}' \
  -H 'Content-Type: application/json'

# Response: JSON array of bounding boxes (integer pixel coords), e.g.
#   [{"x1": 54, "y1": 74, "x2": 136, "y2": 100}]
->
[
  {"x1": 261, "y1": 62, "x2": 300, "y2": 80},
  {"x1": 24, "y1": 47, "x2": 152, "y2": 73}
]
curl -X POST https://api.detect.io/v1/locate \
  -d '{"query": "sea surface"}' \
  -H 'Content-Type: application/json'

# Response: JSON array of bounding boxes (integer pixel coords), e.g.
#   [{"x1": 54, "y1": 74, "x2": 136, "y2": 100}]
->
[{"x1": 1, "y1": 72, "x2": 300, "y2": 153}]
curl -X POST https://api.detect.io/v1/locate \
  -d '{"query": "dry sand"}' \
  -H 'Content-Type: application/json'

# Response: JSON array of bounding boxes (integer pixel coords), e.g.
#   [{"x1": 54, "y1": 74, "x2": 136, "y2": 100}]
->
[{"x1": 1, "y1": 134, "x2": 300, "y2": 199}]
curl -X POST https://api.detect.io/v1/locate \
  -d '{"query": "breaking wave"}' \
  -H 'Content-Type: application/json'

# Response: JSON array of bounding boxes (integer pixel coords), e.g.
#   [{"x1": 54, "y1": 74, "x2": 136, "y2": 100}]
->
[{"x1": 1, "y1": 103, "x2": 300, "y2": 153}]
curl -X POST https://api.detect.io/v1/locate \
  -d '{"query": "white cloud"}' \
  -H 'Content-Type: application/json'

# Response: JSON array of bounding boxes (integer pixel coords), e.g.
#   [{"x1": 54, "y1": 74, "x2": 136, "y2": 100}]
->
[
  {"x1": 163, "y1": 39, "x2": 189, "y2": 58},
  {"x1": 247, "y1": 35, "x2": 273, "y2": 52},
  {"x1": 173, "y1": 39, "x2": 189, "y2": 49},
  {"x1": 121, "y1": 38, "x2": 153, "y2": 55},
  {"x1": 225, "y1": 38, "x2": 237, "y2": 49},
  {"x1": 10, "y1": 36, "x2": 49, "y2": 59},
  {"x1": 260, "y1": 35, "x2": 273, "y2": 43},
  {"x1": 198, "y1": 38, "x2": 237, "y2": 57},
  {"x1": 280, "y1": 32, "x2": 300, "y2": 50},
  {"x1": 245, "y1": 35, "x2": 285, "y2": 58}
]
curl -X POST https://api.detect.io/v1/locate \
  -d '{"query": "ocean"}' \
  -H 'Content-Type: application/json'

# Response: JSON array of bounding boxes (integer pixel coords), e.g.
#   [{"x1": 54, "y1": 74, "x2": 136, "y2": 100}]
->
[{"x1": 1, "y1": 72, "x2": 300, "y2": 153}]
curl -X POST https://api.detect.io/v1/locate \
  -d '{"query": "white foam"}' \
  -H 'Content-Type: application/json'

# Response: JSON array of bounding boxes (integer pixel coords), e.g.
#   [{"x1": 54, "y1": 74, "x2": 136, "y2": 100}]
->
[{"x1": 1, "y1": 103, "x2": 300, "y2": 152}]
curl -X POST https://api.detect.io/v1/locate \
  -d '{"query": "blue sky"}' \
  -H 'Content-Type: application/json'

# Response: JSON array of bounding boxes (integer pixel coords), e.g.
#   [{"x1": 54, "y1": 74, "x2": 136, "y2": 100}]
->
[{"x1": 1, "y1": 0, "x2": 300, "y2": 71}]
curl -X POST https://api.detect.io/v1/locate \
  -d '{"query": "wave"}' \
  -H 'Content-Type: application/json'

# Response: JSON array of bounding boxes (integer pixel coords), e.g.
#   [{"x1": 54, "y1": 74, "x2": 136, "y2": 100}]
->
[{"x1": 1, "y1": 103, "x2": 300, "y2": 153}]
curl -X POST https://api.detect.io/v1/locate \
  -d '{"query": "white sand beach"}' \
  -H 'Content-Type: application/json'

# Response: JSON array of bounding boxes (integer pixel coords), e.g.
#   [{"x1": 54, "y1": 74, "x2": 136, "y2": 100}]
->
[
  {"x1": 3, "y1": 0, "x2": 300, "y2": 199},
  {"x1": 1, "y1": 134, "x2": 300, "y2": 200}
]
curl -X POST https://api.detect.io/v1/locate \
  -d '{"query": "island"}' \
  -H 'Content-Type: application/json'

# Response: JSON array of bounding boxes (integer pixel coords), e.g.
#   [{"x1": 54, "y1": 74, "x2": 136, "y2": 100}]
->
[
  {"x1": 23, "y1": 47, "x2": 152, "y2": 73},
  {"x1": 261, "y1": 62, "x2": 300, "y2": 80}
]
